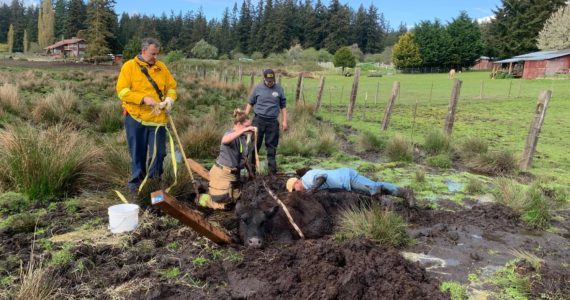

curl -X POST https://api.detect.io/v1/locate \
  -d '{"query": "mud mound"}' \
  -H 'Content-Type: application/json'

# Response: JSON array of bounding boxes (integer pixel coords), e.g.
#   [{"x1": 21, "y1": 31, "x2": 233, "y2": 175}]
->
[
  {"x1": 197, "y1": 238, "x2": 449, "y2": 299},
  {"x1": 529, "y1": 263, "x2": 570, "y2": 299}
]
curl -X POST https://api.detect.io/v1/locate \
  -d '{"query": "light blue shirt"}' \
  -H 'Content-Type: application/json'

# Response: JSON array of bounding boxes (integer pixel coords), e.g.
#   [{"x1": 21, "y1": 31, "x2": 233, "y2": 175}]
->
[{"x1": 301, "y1": 168, "x2": 354, "y2": 191}]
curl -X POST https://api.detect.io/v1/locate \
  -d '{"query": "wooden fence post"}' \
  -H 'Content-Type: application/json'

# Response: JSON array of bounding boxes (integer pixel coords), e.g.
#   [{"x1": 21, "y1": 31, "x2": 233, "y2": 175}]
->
[
  {"x1": 508, "y1": 80, "x2": 513, "y2": 98},
  {"x1": 380, "y1": 81, "x2": 400, "y2": 130},
  {"x1": 480, "y1": 80, "x2": 484, "y2": 99},
  {"x1": 429, "y1": 82, "x2": 433, "y2": 102},
  {"x1": 295, "y1": 72, "x2": 304, "y2": 104},
  {"x1": 520, "y1": 90, "x2": 552, "y2": 171},
  {"x1": 346, "y1": 68, "x2": 361, "y2": 121},
  {"x1": 374, "y1": 81, "x2": 380, "y2": 105},
  {"x1": 443, "y1": 79, "x2": 463, "y2": 135},
  {"x1": 315, "y1": 76, "x2": 326, "y2": 112},
  {"x1": 250, "y1": 72, "x2": 255, "y2": 90}
]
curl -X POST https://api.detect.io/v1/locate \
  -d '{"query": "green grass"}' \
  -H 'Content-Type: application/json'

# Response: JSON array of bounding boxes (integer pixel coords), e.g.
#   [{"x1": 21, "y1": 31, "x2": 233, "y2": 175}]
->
[
  {"x1": 440, "y1": 281, "x2": 469, "y2": 300},
  {"x1": 159, "y1": 267, "x2": 181, "y2": 279},
  {"x1": 425, "y1": 154, "x2": 453, "y2": 169},
  {"x1": 49, "y1": 243, "x2": 74, "y2": 266},
  {"x1": 384, "y1": 135, "x2": 413, "y2": 162},
  {"x1": 493, "y1": 178, "x2": 551, "y2": 229},
  {"x1": 491, "y1": 260, "x2": 530, "y2": 300},
  {"x1": 280, "y1": 71, "x2": 570, "y2": 184},
  {"x1": 423, "y1": 129, "x2": 451, "y2": 155}
]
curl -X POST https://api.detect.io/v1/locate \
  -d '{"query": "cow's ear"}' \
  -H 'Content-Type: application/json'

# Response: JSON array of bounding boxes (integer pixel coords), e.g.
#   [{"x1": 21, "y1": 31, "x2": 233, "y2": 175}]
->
[{"x1": 265, "y1": 205, "x2": 279, "y2": 219}]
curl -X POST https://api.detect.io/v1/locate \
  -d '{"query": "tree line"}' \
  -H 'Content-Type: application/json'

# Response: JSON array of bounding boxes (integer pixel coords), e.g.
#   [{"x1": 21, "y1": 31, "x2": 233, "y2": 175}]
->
[{"x1": 1, "y1": 0, "x2": 568, "y2": 68}]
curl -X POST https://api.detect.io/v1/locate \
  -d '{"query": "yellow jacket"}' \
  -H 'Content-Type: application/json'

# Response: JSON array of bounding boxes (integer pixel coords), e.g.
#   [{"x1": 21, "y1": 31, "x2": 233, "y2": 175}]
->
[{"x1": 116, "y1": 56, "x2": 177, "y2": 124}]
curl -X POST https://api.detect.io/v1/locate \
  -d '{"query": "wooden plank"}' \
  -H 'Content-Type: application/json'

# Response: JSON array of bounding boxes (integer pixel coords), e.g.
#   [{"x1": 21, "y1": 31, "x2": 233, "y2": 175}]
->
[
  {"x1": 187, "y1": 158, "x2": 210, "y2": 181},
  {"x1": 151, "y1": 191, "x2": 232, "y2": 244},
  {"x1": 520, "y1": 90, "x2": 552, "y2": 171}
]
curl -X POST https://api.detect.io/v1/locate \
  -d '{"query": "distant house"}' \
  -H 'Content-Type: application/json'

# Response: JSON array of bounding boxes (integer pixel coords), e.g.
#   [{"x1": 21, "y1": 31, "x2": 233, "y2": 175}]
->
[
  {"x1": 44, "y1": 37, "x2": 87, "y2": 57},
  {"x1": 492, "y1": 49, "x2": 570, "y2": 79},
  {"x1": 472, "y1": 56, "x2": 493, "y2": 70}
]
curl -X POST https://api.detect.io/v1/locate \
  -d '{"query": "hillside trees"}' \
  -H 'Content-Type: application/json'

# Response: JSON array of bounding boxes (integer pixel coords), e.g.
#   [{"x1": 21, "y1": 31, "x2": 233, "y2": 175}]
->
[
  {"x1": 54, "y1": 0, "x2": 67, "y2": 40},
  {"x1": 38, "y1": 0, "x2": 55, "y2": 49},
  {"x1": 66, "y1": 0, "x2": 87, "y2": 38},
  {"x1": 7, "y1": 24, "x2": 14, "y2": 53},
  {"x1": 392, "y1": 32, "x2": 422, "y2": 68},
  {"x1": 537, "y1": 4, "x2": 570, "y2": 50},
  {"x1": 446, "y1": 11, "x2": 483, "y2": 68},
  {"x1": 86, "y1": 0, "x2": 116, "y2": 59},
  {"x1": 412, "y1": 20, "x2": 450, "y2": 67}
]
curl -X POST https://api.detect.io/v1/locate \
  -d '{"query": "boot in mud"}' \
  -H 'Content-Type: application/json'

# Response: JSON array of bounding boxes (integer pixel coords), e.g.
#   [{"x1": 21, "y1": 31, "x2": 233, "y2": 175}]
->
[{"x1": 394, "y1": 188, "x2": 417, "y2": 208}]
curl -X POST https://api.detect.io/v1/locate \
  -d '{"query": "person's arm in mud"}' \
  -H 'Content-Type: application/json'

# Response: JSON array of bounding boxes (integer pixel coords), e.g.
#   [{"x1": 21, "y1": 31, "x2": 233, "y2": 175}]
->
[{"x1": 308, "y1": 176, "x2": 326, "y2": 194}]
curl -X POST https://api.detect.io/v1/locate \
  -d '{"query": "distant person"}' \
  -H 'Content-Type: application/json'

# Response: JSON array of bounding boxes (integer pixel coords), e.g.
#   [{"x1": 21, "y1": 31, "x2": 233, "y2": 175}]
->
[
  {"x1": 286, "y1": 167, "x2": 417, "y2": 207},
  {"x1": 116, "y1": 37, "x2": 177, "y2": 197},
  {"x1": 199, "y1": 109, "x2": 256, "y2": 210},
  {"x1": 245, "y1": 68, "x2": 287, "y2": 174}
]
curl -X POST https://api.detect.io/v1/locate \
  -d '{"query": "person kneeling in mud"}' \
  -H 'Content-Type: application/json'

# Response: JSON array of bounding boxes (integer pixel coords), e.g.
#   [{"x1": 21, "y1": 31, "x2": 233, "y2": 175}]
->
[
  {"x1": 199, "y1": 109, "x2": 257, "y2": 210},
  {"x1": 286, "y1": 167, "x2": 416, "y2": 207}
]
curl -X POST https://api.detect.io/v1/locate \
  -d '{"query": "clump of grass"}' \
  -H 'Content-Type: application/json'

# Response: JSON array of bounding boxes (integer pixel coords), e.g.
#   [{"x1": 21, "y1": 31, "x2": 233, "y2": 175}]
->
[
  {"x1": 0, "y1": 124, "x2": 110, "y2": 202},
  {"x1": 96, "y1": 101, "x2": 123, "y2": 133},
  {"x1": 0, "y1": 192, "x2": 30, "y2": 214},
  {"x1": 180, "y1": 108, "x2": 225, "y2": 159},
  {"x1": 1, "y1": 210, "x2": 46, "y2": 233},
  {"x1": 423, "y1": 130, "x2": 451, "y2": 155},
  {"x1": 465, "y1": 150, "x2": 518, "y2": 175},
  {"x1": 49, "y1": 243, "x2": 74, "y2": 266},
  {"x1": 336, "y1": 203, "x2": 412, "y2": 247},
  {"x1": 314, "y1": 124, "x2": 337, "y2": 156},
  {"x1": 0, "y1": 83, "x2": 24, "y2": 115},
  {"x1": 493, "y1": 178, "x2": 551, "y2": 229},
  {"x1": 491, "y1": 260, "x2": 530, "y2": 300},
  {"x1": 159, "y1": 267, "x2": 181, "y2": 279},
  {"x1": 18, "y1": 255, "x2": 59, "y2": 300},
  {"x1": 384, "y1": 135, "x2": 413, "y2": 162},
  {"x1": 280, "y1": 110, "x2": 337, "y2": 157},
  {"x1": 414, "y1": 168, "x2": 426, "y2": 183},
  {"x1": 425, "y1": 154, "x2": 452, "y2": 168},
  {"x1": 357, "y1": 131, "x2": 387, "y2": 152},
  {"x1": 31, "y1": 88, "x2": 79, "y2": 125},
  {"x1": 439, "y1": 281, "x2": 468, "y2": 300},
  {"x1": 457, "y1": 136, "x2": 488, "y2": 159},
  {"x1": 465, "y1": 177, "x2": 485, "y2": 194}
]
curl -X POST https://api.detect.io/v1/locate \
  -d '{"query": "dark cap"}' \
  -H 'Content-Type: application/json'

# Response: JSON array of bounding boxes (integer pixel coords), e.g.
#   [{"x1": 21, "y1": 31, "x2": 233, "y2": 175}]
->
[{"x1": 263, "y1": 69, "x2": 275, "y2": 81}]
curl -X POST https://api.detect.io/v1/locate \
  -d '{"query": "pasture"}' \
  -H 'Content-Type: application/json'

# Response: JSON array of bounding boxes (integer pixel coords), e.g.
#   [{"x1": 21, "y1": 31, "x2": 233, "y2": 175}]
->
[{"x1": 0, "y1": 60, "x2": 568, "y2": 299}]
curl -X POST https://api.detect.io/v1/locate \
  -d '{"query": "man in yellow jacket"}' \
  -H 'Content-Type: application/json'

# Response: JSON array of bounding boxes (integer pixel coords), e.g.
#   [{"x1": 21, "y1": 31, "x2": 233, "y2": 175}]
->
[{"x1": 116, "y1": 37, "x2": 177, "y2": 195}]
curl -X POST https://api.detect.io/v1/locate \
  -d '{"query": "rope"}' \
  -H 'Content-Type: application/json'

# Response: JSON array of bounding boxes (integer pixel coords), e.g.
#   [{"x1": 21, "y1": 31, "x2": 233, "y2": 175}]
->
[{"x1": 262, "y1": 179, "x2": 305, "y2": 239}]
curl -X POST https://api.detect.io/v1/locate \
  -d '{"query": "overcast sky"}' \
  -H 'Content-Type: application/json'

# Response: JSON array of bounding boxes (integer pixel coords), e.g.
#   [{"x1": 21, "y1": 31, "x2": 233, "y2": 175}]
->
[{"x1": 2, "y1": 0, "x2": 502, "y2": 28}]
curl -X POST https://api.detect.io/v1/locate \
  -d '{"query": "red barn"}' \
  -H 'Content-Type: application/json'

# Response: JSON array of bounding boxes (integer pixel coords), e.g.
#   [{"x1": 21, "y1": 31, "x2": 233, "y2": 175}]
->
[
  {"x1": 493, "y1": 49, "x2": 570, "y2": 79},
  {"x1": 44, "y1": 37, "x2": 87, "y2": 58}
]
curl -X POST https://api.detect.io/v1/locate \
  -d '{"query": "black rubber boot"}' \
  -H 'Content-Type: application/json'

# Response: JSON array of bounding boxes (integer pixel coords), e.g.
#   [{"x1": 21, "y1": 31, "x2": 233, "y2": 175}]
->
[{"x1": 393, "y1": 188, "x2": 417, "y2": 208}]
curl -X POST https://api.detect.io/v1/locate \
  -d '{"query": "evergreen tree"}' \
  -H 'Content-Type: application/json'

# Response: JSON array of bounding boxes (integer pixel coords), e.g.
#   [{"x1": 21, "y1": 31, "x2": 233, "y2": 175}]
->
[
  {"x1": 488, "y1": 0, "x2": 566, "y2": 58},
  {"x1": 0, "y1": 4, "x2": 10, "y2": 43},
  {"x1": 9, "y1": 0, "x2": 25, "y2": 52},
  {"x1": 86, "y1": 0, "x2": 114, "y2": 59},
  {"x1": 384, "y1": 22, "x2": 407, "y2": 48},
  {"x1": 191, "y1": 38, "x2": 218, "y2": 58},
  {"x1": 237, "y1": 0, "x2": 252, "y2": 53},
  {"x1": 7, "y1": 24, "x2": 14, "y2": 53},
  {"x1": 304, "y1": 0, "x2": 326, "y2": 49},
  {"x1": 324, "y1": 0, "x2": 350, "y2": 53},
  {"x1": 38, "y1": 0, "x2": 55, "y2": 48},
  {"x1": 333, "y1": 46, "x2": 356, "y2": 72},
  {"x1": 192, "y1": 8, "x2": 208, "y2": 45},
  {"x1": 54, "y1": 0, "x2": 67, "y2": 40},
  {"x1": 446, "y1": 11, "x2": 483, "y2": 68},
  {"x1": 412, "y1": 19, "x2": 450, "y2": 67},
  {"x1": 353, "y1": 5, "x2": 367, "y2": 51},
  {"x1": 537, "y1": 4, "x2": 570, "y2": 50},
  {"x1": 392, "y1": 32, "x2": 422, "y2": 68},
  {"x1": 67, "y1": 0, "x2": 87, "y2": 38},
  {"x1": 365, "y1": 5, "x2": 385, "y2": 53}
]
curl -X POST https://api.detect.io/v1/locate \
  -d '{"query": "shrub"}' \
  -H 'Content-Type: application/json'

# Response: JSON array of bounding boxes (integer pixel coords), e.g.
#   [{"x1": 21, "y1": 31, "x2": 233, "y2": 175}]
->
[
  {"x1": 423, "y1": 130, "x2": 451, "y2": 155},
  {"x1": 357, "y1": 131, "x2": 387, "y2": 152},
  {"x1": 466, "y1": 150, "x2": 517, "y2": 175},
  {"x1": 49, "y1": 243, "x2": 74, "y2": 266},
  {"x1": 336, "y1": 203, "x2": 411, "y2": 247},
  {"x1": 493, "y1": 177, "x2": 528, "y2": 212},
  {"x1": 96, "y1": 101, "x2": 123, "y2": 133},
  {"x1": 0, "y1": 83, "x2": 24, "y2": 114},
  {"x1": 425, "y1": 154, "x2": 452, "y2": 168},
  {"x1": 0, "y1": 192, "x2": 30, "y2": 214},
  {"x1": 458, "y1": 137, "x2": 488, "y2": 159},
  {"x1": 191, "y1": 39, "x2": 218, "y2": 59},
  {"x1": 384, "y1": 135, "x2": 413, "y2": 162},
  {"x1": 493, "y1": 178, "x2": 551, "y2": 229},
  {"x1": 164, "y1": 50, "x2": 185, "y2": 63},
  {"x1": 0, "y1": 124, "x2": 109, "y2": 202}
]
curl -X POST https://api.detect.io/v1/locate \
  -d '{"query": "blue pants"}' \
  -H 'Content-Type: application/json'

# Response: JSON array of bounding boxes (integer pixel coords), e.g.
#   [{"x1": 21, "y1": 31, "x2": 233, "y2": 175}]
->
[
  {"x1": 125, "y1": 115, "x2": 166, "y2": 192},
  {"x1": 348, "y1": 169, "x2": 399, "y2": 196}
]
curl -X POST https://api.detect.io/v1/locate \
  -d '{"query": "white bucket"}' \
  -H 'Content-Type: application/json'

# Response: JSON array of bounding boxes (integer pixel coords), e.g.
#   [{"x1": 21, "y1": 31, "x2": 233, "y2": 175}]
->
[{"x1": 108, "y1": 204, "x2": 140, "y2": 233}]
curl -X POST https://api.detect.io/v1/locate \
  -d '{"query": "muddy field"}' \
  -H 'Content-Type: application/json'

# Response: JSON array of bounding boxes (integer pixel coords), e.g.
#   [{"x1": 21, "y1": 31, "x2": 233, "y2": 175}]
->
[{"x1": 1, "y1": 175, "x2": 568, "y2": 299}]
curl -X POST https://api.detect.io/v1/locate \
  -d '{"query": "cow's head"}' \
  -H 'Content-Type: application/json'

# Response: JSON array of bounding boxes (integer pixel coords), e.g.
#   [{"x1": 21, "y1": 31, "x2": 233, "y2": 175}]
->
[{"x1": 236, "y1": 201, "x2": 279, "y2": 249}]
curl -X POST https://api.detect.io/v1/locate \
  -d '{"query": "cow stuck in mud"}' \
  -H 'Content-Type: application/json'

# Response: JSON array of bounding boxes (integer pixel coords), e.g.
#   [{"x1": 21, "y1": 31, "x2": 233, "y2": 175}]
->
[{"x1": 235, "y1": 177, "x2": 389, "y2": 248}]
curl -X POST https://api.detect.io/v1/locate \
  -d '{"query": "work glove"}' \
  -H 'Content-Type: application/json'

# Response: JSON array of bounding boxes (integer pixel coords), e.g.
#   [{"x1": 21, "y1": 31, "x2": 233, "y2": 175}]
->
[{"x1": 158, "y1": 97, "x2": 174, "y2": 112}]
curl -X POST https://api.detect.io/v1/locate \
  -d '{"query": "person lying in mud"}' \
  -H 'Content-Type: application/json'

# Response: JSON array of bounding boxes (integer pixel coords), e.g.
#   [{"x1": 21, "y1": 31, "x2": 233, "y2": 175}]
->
[
  {"x1": 286, "y1": 167, "x2": 416, "y2": 207},
  {"x1": 199, "y1": 109, "x2": 257, "y2": 210}
]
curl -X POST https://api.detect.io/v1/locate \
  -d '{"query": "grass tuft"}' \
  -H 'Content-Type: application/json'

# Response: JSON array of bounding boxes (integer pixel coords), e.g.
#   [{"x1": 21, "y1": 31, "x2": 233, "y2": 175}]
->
[
  {"x1": 457, "y1": 136, "x2": 488, "y2": 159},
  {"x1": 31, "y1": 88, "x2": 79, "y2": 125},
  {"x1": 0, "y1": 83, "x2": 24, "y2": 115},
  {"x1": 465, "y1": 150, "x2": 517, "y2": 175},
  {"x1": 336, "y1": 203, "x2": 412, "y2": 247},
  {"x1": 357, "y1": 131, "x2": 387, "y2": 152},
  {"x1": 440, "y1": 281, "x2": 468, "y2": 300},
  {"x1": 384, "y1": 135, "x2": 413, "y2": 162},
  {"x1": 493, "y1": 178, "x2": 551, "y2": 229},
  {"x1": 465, "y1": 177, "x2": 485, "y2": 194},
  {"x1": 0, "y1": 192, "x2": 30, "y2": 214},
  {"x1": 425, "y1": 154, "x2": 453, "y2": 169},
  {"x1": 0, "y1": 124, "x2": 110, "y2": 202},
  {"x1": 17, "y1": 257, "x2": 59, "y2": 300},
  {"x1": 423, "y1": 130, "x2": 451, "y2": 155}
]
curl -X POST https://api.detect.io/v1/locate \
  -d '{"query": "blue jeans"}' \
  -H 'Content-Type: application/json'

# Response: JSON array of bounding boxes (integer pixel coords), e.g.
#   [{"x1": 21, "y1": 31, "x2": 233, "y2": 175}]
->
[
  {"x1": 348, "y1": 169, "x2": 399, "y2": 196},
  {"x1": 125, "y1": 115, "x2": 166, "y2": 192}
]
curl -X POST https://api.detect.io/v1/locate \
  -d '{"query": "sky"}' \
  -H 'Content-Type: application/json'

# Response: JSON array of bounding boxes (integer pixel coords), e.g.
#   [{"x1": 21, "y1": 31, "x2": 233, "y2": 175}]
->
[{"x1": 2, "y1": 0, "x2": 503, "y2": 28}]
